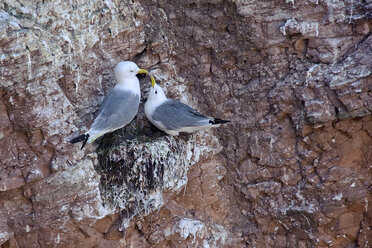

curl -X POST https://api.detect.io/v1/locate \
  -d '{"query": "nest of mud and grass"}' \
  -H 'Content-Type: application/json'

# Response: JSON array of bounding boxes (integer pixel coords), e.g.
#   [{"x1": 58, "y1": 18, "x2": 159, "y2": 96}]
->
[{"x1": 94, "y1": 120, "x2": 192, "y2": 218}]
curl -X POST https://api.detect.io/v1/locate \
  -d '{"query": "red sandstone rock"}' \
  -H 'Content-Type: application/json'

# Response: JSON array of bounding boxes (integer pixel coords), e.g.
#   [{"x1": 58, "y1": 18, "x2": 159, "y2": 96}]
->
[{"x1": 0, "y1": 0, "x2": 371, "y2": 247}]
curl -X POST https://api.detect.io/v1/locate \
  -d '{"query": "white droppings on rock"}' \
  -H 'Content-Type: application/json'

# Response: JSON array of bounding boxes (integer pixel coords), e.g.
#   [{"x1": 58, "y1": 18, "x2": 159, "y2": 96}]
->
[
  {"x1": 55, "y1": 233, "x2": 60, "y2": 244},
  {"x1": 280, "y1": 198, "x2": 319, "y2": 215},
  {"x1": 30, "y1": 168, "x2": 42, "y2": 176},
  {"x1": 306, "y1": 64, "x2": 320, "y2": 79},
  {"x1": 203, "y1": 239, "x2": 210, "y2": 248},
  {"x1": 285, "y1": 0, "x2": 295, "y2": 7},
  {"x1": 332, "y1": 192, "x2": 343, "y2": 201},
  {"x1": 176, "y1": 218, "x2": 205, "y2": 242},
  {"x1": 281, "y1": 18, "x2": 319, "y2": 37},
  {"x1": 60, "y1": 30, "x2": 72, "y2": 43},
  {"x1": 0, "y1": 231, "x2": 12, "y2": 244},
  {"x1": 26, "y1": 50, "x2": 32, "y2": 80},
  {"x1": 75, "y1": 67, "x2": 80, "y2": 92},
  {"x1": 60, "y1": 205, "x2": 69, "y2": 211},
  {"x1": 364, "y1": 197, "x2": 368, "y2": 212},
  {"x1": 280, "y1": 18, "x2": 297, "y2": 36},
  {"x1": 296, "y1": 190, "x2": 305, "y2": 202},
  {"x1": 300, "y1": 21, "x2": 319, "y2": 37}
]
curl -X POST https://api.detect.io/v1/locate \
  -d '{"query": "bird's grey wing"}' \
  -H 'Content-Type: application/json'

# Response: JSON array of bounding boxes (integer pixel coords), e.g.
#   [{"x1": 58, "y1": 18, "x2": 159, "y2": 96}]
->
[
  {"x1": 152, "y1": 100, "x2": 209, "y2": 130},
  {"x1": 90, "y1": 89, "x2": 140, "y2": 132}
]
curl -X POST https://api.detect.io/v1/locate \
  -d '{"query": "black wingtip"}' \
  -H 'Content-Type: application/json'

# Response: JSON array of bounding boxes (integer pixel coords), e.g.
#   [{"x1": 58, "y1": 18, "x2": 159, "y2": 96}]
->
[
  {"x1": 81, "y1": 134, "x2": 89, "y2": 150},
  {"x1": 210, "y1": 118, "x2": 231, "y2": 125},
  {"x1": 70, "y1": 134, "x2": 90, "y2": 149}
]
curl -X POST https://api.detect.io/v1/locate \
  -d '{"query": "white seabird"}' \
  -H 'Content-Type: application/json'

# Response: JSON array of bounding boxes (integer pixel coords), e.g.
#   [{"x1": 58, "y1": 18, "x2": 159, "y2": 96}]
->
[
  {"x1": 144, "y1": 75, "x2": 230, "y2": 136},
  {"x1": 70, "y1": 61, "x2": 148, "y2": 148}
]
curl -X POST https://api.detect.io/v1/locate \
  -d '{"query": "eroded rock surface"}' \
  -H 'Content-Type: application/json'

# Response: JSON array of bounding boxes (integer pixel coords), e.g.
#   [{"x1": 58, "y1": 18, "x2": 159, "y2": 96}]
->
[{"x1": 0, "y1": 0, "x2": 371, "y2": 247}]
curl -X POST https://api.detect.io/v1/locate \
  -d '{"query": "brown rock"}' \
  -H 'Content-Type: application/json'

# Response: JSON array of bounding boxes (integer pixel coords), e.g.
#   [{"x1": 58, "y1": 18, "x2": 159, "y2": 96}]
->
[
  {"x1": 148, "y1": 230, "x2": 165, "y2": 245},
  {"x1": 0, "y1": 0, "x2": 371, "y2": 247},
  {"x1": 93, "y1": 214, "x2": 120, "y2": 234},
  {"x1": 0, "y1": 177, "x2": 25, "y2": 192}
]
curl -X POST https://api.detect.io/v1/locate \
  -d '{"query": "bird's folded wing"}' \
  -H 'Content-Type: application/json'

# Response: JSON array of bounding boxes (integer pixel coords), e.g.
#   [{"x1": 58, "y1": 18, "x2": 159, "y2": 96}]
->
[
  {"x1": 152, "y1": 100, "x2": 210, "y2": 130},
  {"x1": 90, "y1": 89, "x2": 140, "y2": 132}
]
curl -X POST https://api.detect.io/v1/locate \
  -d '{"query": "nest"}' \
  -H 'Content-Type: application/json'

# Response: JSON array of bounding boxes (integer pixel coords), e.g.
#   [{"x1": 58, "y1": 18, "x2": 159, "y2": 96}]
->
[{"x1": 94, "y1": 121, "x2": 193, "y2": 228}]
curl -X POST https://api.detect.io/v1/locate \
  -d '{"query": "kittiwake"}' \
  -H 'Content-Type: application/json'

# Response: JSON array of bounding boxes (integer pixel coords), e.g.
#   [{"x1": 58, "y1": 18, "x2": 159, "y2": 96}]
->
[
  {"x1": 70, "y1": 61, "x2": 148, "y2": 149},
  {"x1": 144, "y1": 75, "x2": 230, "y2": 136}
]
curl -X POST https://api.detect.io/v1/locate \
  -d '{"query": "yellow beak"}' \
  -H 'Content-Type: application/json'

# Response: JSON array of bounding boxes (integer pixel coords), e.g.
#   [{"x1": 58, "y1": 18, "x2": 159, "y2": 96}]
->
[
  {"x1": 137, "y1": 68, "x2": 148, "y2": 74},
  {"x1": 150, "y1": 75, "x2": 156, "y2": 88}
]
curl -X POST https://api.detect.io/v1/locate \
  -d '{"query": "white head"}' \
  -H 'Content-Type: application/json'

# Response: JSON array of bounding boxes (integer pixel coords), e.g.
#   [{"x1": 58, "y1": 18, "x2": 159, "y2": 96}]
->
[
  {"x1": 147, "y1": 75, "x2": 167, "y2": 103},
  {"x1": 114, "y1": 61, "x2": 148, "y2": 82}
]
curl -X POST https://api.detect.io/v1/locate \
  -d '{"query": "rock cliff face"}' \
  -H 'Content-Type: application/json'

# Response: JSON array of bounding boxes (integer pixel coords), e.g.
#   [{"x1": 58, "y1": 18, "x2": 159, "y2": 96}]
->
[{"x1": 0, "y1": 0, "x2": 371, "y2": 247}]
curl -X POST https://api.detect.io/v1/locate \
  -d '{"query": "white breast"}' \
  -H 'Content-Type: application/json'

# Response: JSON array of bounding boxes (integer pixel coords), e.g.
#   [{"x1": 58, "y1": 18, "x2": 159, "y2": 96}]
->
[
  {"x1": 145, "y1": 98, "x2": 168, "y2": 131},
  {"x1": 116, "y1": 77, "x2": 141, "y2": 97}
]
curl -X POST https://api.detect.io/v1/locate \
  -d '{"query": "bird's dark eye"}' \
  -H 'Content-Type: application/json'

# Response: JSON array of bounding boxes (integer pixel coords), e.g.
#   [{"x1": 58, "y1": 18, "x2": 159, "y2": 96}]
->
[
  {"x1": 130, "y1": 70, "x2": 134, "y2": 72},
  {"x1": 155, "y1": 90, "x2": 158, "y2": 94}
]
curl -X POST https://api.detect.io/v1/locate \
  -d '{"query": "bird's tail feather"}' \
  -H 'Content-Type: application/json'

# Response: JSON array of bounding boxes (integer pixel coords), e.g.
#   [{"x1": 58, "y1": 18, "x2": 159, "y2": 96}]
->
[
  {"x1": 210, "y1": 118, "x2": 230, "y2": 125},
  {"x1": 70, "y1": 134, "x2": 90, "y2": 149}
]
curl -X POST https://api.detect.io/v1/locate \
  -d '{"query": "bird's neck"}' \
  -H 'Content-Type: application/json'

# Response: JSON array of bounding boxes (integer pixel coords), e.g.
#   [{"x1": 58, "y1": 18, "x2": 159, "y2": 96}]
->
[
  {"x1": 149, "y1": 96, "x2": 167, "y2": 107},
  {"x1": 145, "y1": 97, "x2": 166, "y2": 120},
  {"x1": 116, "y1": 77, "x2": 140, "y2": 96}
]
